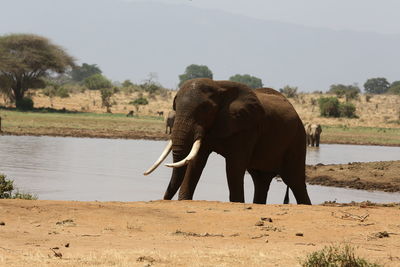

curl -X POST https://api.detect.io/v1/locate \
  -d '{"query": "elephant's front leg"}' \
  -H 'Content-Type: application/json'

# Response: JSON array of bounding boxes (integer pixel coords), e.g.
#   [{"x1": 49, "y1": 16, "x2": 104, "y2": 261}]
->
[
  {"x1": 225, "y1": 158, "x2": 247, "y2": 202},
  {"x1": 178, "y1": 148, "x2": 211, "y2": 200}
]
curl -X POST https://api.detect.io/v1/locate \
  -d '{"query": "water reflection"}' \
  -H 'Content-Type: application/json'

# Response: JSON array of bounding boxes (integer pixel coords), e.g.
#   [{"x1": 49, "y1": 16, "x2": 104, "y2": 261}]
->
[{"x1": 0, "y1": 136, "x2": 399, "y2": 203}]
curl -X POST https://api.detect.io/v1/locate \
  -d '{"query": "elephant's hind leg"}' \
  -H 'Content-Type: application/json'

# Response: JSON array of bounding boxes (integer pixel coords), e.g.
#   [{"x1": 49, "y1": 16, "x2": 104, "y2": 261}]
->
[{"x1": 248, "y1": 169, "x2": 275, "y2": 204}]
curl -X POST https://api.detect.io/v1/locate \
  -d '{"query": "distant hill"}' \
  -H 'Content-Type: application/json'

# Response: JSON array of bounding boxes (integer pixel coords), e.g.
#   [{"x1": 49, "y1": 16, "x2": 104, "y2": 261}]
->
[{"x1": 1, "y1": 0, "x2": 400, "y2": 91}]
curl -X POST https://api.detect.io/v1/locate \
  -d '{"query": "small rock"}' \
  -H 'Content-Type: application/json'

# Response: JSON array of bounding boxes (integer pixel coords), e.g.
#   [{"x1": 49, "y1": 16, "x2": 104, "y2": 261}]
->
[
  {"x1": 245, "y1": 206, "x2": 252, "y2": 210},
  {"x1": 65, "y1": 243, "x2": 70, "y2": 248},
  {"x1": 296, "y1": 233, "x2": 304, "y2": 237},
  {"x1": 186, "y1": 210, "x2": 196, "y2": 213},
  {"x1": 0, "y1": 221, "x2": 5, "y2": 226},
  {"x1": 255, "y1": 221, "x2": 264, "y2": 226},
  {"x1": 261, "y1": 217, "x2": 273, "y2": 222},
  {"x1": 375, "y1": 231, "x2": 390, "y2": 238}
]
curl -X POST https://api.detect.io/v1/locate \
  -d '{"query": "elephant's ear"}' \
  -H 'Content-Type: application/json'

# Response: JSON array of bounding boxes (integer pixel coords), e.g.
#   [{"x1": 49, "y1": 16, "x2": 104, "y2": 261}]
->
[{"x1": 210, "y1": 82, "x2": 265, "y2": 138}]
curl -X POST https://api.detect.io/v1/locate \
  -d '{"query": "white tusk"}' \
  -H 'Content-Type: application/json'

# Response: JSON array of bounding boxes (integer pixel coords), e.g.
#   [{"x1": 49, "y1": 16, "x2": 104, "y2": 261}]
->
[
  {"x1": 165, "y1": 139, "x2": 201, "y2": 168},
  {"x1": 143, "y1": 140, "x2": 172, "y2": 175}
]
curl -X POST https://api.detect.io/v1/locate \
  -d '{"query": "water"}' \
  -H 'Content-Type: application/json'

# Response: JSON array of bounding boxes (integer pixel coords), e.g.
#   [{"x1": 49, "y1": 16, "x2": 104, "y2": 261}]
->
[{"x1": 0, "y1": 135, "x2": 399, "y2": 204}]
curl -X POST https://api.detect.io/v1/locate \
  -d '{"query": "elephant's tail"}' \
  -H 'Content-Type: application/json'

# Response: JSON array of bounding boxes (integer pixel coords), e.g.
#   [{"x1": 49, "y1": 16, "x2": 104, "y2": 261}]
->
[{"x1": 283, "y1": 186, "x2": 290, "y2": 204}]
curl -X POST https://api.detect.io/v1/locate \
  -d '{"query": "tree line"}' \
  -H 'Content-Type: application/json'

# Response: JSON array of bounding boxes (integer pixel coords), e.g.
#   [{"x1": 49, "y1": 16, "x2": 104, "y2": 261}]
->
[{"x1": 1, "y1": 33, "x2": 399, "y2": 112}]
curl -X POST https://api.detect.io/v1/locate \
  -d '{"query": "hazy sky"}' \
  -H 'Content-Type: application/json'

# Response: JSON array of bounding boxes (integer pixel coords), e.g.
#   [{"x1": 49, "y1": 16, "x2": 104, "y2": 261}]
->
[
  {"x1": 1, "y1": 0, "x2": 399, "y2": 90},
  {"x1": 126, "y1": 0, "x2": 400, "y2": 35}
]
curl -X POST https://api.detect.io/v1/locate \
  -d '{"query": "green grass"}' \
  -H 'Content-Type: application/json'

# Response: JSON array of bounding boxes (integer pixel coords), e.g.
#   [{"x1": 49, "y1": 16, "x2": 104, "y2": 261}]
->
[{"x1": 301, "y1": 245, "x2": 381, "y2": 267}]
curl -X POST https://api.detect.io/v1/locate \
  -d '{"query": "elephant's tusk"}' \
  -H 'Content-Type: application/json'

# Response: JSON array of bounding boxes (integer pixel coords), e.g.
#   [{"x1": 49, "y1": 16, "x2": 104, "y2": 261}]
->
[
  {"x1": 165, "y1": 139, "x2": 201, "y2": 168},
  {"x1": 143, "y1": 140, "x2": 172, "y2": 175}
]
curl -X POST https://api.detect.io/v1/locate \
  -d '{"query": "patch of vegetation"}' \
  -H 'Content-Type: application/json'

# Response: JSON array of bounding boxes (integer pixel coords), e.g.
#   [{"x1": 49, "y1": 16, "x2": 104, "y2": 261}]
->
[
  {"x1": 318, "y1": 97, "x2": 357, "y2": 118},
  {"x1": 0, "y1": 173, "x2": 37, "y2": 200},
  {"x1": 130, "y1": 97, "x2": 149, "y2": 112},
  {"x1": 16, "y1": 97, "x2": 34, "y2": 111},
  {"x1": 229, "y1": 74, "x2": 263, "y2": 89},
  {"x1": 280, "y1": 85, "x2": 298, "y2": 98},
  {"x1": 328, "y1": 84, "x2": 360, "y2": 101},
  {"x1": 301, "y1": 245, "x2": 380, "y2": 267}
]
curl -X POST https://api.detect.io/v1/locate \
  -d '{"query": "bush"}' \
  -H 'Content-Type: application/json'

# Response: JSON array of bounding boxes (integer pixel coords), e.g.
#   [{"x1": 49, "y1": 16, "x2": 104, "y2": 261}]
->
[
  {"x1": 318, "y1": 97, "x2": 340, "y2": 117},
  {"x1": 279, "y1": 85, "x2": 298, "y2": 98},
  {"x1": 339, "y1": 102, "x2": 357, "y2": 118},
  {"x1": 0, "y1": 173, "x2": 37, "y2": 200},
  {"x1": 301, "y1": 245, "x2": 380, "y2": 267},
  {"x1": 16, "y1": 97, "x2": 34, "y2": 110}
]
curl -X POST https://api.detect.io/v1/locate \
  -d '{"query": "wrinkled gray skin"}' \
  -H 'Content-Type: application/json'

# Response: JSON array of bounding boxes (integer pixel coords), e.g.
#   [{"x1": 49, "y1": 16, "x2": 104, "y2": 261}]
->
[
  {"x1": 305, "y1": 123, "x2": 322, "y2": 147},
  {"x1": 163, "y1": 78, "x2": 311, "y2": 205},
  {"x1": 165, "y1": 110, "x2": 175, "y2": 134}
]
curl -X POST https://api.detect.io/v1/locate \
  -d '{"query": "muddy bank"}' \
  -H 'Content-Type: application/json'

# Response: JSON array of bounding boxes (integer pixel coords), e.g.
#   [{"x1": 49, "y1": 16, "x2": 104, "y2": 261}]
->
[
  {"x1": 0, "y1": 199, "x2": 399, "y2": 266},
  {"x1": 307, "y1": 160, "x2": 400, "y2": 192}
]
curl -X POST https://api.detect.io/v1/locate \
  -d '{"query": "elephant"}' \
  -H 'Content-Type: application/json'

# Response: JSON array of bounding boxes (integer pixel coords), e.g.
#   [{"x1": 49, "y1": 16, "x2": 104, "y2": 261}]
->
[
  {"x1": 165, "y1": 110, "x2": 175, "y2": 134},
  {"x1": 144, "y1": 78, "x2": 311, "y2": 205},
  {"x1": 305, "y1": 123, "x2": 322, "y2": 147}
]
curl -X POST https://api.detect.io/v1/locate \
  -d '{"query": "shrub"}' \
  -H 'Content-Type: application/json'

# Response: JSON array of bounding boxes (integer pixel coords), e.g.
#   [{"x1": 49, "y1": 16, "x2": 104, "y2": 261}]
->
[
  {"x1": 279, "y1": 85, "x2": 298, "y2": 98},
  {"x1": 318, "y1": 97, "x2": 340, "y2": 117},
  {"x1": 0, "y1": 173, "x2": 37, "y2": 200},
  {"x1": 56, "y1": 87, "x2": 70, "y2": 98},
  {"x1": 16, "y1": 97, "x2": 34, "y2": 110},
  {"x1": 130, "y1": 97, "x2": 149, "y2": 112},
  {"x1": 301, "y1": 245, "x2": 380, "y2": 267},
  {"x1": 339, "y1": 102, "x2": 357, "y2": 118}
]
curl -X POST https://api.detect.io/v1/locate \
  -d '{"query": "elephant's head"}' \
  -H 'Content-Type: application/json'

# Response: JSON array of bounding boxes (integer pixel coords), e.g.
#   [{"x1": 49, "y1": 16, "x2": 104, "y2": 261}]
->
[
  {"x1": 144, "y1": 78, "x2": 264, "y2": 199},
  {"x1": 310, "y1": 124, "x2": 322, "y2": 137}
]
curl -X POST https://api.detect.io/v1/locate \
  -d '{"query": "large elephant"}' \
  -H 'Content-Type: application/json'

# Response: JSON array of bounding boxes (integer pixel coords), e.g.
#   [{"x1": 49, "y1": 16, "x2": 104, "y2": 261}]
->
[
  {"x1": 145, "y1": 78, "x2": 311, "y2": 205},
  {"x1": 305, "y1": 123, "x2": 322, "y2": 147}
]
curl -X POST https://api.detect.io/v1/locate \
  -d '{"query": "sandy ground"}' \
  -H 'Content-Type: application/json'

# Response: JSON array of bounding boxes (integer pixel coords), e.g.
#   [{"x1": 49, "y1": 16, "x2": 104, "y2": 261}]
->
[{"x1": 1, "y1": 200, "x2": 400, "y2": 267}]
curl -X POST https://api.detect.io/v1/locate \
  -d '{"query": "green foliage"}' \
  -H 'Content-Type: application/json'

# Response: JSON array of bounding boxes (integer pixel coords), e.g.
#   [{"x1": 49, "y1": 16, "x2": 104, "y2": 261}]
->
[
  {"x1": 228, "y1": 74, "x2": 263, "y2": 89},
  {"x1": 388, "y1": 81, "x2": 400, "y2": 95},
  {"x1": 130, "y1": 97, "x2": 149, "y2": 112},
  {"x1": 319, "y1": 97, "x2": 357, "y2": 118},
  {"x1": 16, "y1": 97, "x2": 34, "y2": 110},
  {"x1": 329, "y1": 84, "x2": 360, "y2": 101},
  {"x1": 0, "y1": 174, "x2": 13, "y2": 198},
  {"x1": 364, "y1": 77, "x2": 390, "y2": 94},
  {"x1": 339, "y1": 102, "x2": 357, "y2": 118},
  {"x1": 122, "y1": 79, "x2": 134, "y2": 88},
  {"x1": 318, "y1": 97, "x2": 340, "y2": 117},
  {"x1": 70, "y1": 63, "x2": 102, "y2": 82},
  {"x1": 100, "y1": 87, "x2": 114, "y2": 113},
  {"x1": 84, "y1": 74, "x2": 112, "y2": 90},
  {"x1": 301, "y1": 245, "x2": 380, "y2": 267},
  {"x1": 0, "y1": 33, "x2": 75, "y2": 106},
  {"x1": 43, "y1": 85, "x2": 70, "y2": 99},
  {"x1": 179, "y1": 64, "x2": 213, "y2": 86},
  {"x1": 279, "y1": 85, "x2": 298, "y2": 98},
  {"x1": 0, "y1": 173, "x2": 37, "y2": 200}
]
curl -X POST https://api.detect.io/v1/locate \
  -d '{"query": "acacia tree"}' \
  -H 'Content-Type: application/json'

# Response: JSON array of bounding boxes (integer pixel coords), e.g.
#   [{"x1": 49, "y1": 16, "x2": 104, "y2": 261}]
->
[
  {"x1": 229, "y1": 74, "x2": 263, "y2": 89},
  {"x1": 363, "y1": 77, "x2": 390, "y2": 94},
  {"x1": 0, "y1": 34, "x2": 75, "y2": 108},
  {"x1": 178, "y1": 64, "x2": 213, "y2": 86}
]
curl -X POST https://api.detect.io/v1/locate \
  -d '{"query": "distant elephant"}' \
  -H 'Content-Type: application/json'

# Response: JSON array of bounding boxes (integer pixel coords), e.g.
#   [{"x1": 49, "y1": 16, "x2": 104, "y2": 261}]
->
[
  {"x1": 144, "y1": 78, "x2": 311, "y2": 205},
  {"x1": 305, "y1": 123, "x2": 322, "y2": 147},
  {"x1": 165, "y1": 110, "x2": 175, "y2": 134}
]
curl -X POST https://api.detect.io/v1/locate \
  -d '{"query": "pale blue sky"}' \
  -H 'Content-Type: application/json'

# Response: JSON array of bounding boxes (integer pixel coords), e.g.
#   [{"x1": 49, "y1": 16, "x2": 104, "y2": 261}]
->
[{"x1": 125, "y1": 0, "x2": 400, "y2": 35}]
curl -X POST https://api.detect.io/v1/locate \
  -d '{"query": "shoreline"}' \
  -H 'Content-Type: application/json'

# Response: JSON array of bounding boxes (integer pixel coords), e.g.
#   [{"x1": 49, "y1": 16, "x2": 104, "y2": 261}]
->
[{"x1": 2, "y1": 130, "x2": 400, "y2": 147}]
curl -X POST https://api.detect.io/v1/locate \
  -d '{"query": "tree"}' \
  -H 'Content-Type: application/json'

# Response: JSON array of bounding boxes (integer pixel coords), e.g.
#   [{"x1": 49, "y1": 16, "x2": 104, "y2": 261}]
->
[
  {"x1": 70, "y1": 63, "x2": 102, "y2": 82},
  {"x1": 130, "y1": 97, "x2": 148, "y2": 112},
  {"x1": 178, "y1": 64, "x2": 213, "y2": 86},
  {"x1": 122, "y1": 79, "x2": 134, "y2": 87},
  {"x1": 229, "y1": 74, "x2": 263, "y2": 89},
  {"x1": 328, "y1": 84, "x2": 360, "y2": 101},
  {"x1": 100, "y1": 88, "x2": 114, "y2": 113},
  {"x1": 84, "y1": 74, "x2": 112, "y2": 90},
  {"x1": 363, "y1": 77, "x2": 390, "y2": 94},
  {"x1": 389, "y1": 81, "x2": 400, "y2": 95},
  {"x1": 279, "y1": 85, "x2": 298, "y2": 98},
  {"x1": 0, "y1": 34, "x2": 75, "y2": 108}
]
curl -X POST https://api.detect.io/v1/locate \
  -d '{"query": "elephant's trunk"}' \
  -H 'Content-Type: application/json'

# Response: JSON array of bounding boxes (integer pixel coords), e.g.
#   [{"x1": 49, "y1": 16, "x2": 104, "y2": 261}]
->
[{"x1": 165, "y1": 139, "x2": 201, "y2": 168}]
